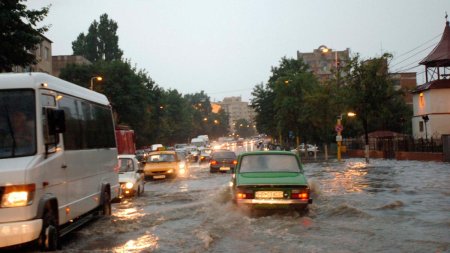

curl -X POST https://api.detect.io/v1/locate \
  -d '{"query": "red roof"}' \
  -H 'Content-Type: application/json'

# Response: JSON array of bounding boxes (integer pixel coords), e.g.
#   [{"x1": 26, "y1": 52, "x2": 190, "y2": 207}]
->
[
  {"x1": 411, "y1": 79, "x2": 450, "y2": 93},
  {"x1": 419, "y1": 21, "x2": 450, "y2": 67}
]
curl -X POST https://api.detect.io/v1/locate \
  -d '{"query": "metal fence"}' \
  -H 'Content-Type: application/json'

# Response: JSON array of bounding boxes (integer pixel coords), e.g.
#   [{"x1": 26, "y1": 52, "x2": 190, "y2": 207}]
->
[{"x1": 343, "y1": 137, "x2": 443, "y2": 154}]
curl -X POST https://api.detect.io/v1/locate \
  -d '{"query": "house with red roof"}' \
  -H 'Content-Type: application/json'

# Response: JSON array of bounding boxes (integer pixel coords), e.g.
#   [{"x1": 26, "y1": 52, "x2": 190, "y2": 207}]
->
[{"x1": 411, "y1": 17, "x2": 450, "y2": 140}]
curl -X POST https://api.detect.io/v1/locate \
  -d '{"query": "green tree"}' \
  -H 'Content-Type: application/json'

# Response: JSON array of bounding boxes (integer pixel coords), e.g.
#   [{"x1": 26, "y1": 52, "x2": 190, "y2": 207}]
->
[
  {"x1": 0, "y1": 0, "x2": 50, "y2": 71},
  {"x1": 235, "y1": 118, "x2": 256, "y2": 138},
  {"x1": 59, "y1": 60, "x2": 158, "y2": 147},
  {"x1": 72, "y1": 13, "x2": 123, "y2": 62},
  {"x1": 184, "y1": 91, "x2": 212, "y2": 137},
  {"x1": 251, "y1": 82, "x2": 277, "y2": 137},
  {"x1": 252, "y1": 57, "x2": 319, "y2": 146},
  {"x1": 342, "y1": 53, "x2": 412, "y2": 150}
]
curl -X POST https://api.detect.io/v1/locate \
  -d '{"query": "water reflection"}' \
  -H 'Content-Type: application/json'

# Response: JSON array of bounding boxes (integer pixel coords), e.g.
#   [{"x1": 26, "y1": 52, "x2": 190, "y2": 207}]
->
[
  {"x1": 114, "y1": 205, "x2": 145, "y2": 220},
  {"x1": 113, "y1": 234, "x2": 159, "y2": 252},
  {"x1": 321, "y1": 161, "x2": 369, "y2": 194},
  {"x1": 179, "y1": 182, "x2": 189, "y2": 192}
]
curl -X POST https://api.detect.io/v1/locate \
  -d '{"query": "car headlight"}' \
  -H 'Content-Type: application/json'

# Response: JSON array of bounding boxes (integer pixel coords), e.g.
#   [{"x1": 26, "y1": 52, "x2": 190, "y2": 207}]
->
[
  {"x1": 167, "y1": 169, "x2": 174, "y2": 173},
  {"x1": 1, "y1": 184, "x2": 35, "y2": 208},
  {"x1": 125, "y1": 182, "x2": 134, "y2": 189},
  {"x1": 179, "y1": 163, "x2": 185, "y2": 169},
  {"x1": 179, "y1": 168, "x2": 186, "y2": 175}
]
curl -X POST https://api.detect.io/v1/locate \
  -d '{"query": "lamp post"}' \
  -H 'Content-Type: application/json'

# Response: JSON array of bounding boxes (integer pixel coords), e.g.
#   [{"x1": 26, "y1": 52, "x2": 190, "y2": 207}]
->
[
  {"x1": 336, "y1": 112, "x2": 356, "y2": 162},
  {"x1": 90, "y1": 76, "x2": 103, "y2": 90}
]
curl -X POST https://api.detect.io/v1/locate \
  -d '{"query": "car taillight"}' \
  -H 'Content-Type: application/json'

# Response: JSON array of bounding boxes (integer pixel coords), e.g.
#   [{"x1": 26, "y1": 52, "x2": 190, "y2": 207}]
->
[
  {"x1": 232, "y1": 160, "x2": 237, "y2": 165},
  {"x1": 291, "y1": 189, "x2": 309, "y2": 200},
  {"x1": 236, "y1": 191, "x2": 254, "y2": 199},
  {"x1": 210, "y1": 160, "x2": 217, "y2": 165}
]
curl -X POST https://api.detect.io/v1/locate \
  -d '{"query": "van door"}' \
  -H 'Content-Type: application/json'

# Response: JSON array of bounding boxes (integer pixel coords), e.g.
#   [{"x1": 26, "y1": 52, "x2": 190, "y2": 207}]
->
[{"x1": 40, "y1": 92, "x2": 68, "y2": 224}]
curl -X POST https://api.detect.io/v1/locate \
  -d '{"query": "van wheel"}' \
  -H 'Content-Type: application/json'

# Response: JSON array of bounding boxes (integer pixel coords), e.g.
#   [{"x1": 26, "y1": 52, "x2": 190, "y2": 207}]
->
[
  {"x1": 101, "y1": 191, "x2": 112, "y2": 216},
  {"x1": 39, "y1": 208, "x2": 59, "y2": 251}
]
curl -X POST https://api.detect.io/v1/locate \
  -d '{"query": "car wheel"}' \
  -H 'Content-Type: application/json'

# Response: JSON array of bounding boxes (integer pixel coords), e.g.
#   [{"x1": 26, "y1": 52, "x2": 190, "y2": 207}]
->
[
  {"x1": 101, "y1": 190, "x2": 112, "y2": 216},
  {"x1": 209, "y1": 168, "x2": 215, "y2": 173},
  {"x1": 38, "y1": 207, "x2": 60, "y2": 251}
]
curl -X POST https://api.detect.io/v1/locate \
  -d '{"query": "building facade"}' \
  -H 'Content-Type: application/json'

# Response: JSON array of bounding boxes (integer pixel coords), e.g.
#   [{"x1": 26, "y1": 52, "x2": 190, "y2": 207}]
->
[
  {"x1": 391, "y1": 72, "x2": 417, "y2": 106},
  {"x1": 215, "y1": 96, "x2": 255, "y2": 132},
  {"x1": 411, "y1": 19, "x2": 450, "y2": 139},
  {"x1": 12, "y1": 35, "x2": 52, "y2": 74},
  {"x1": 297, "y1": 45, "x2": 350, "y2": 83},
  {"x1": 52, "y1": 55, "x2": 91, "y2": 77}
]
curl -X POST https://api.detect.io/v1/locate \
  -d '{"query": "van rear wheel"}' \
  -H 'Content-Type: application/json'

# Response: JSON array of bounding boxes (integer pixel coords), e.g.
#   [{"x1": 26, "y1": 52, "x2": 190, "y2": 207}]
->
[
  {"x1": 39, "y1": 207, "x2": 59, "y2": 251},
  {"x1": 101, "y1": 191, "x2": 112, "y2": 216}
]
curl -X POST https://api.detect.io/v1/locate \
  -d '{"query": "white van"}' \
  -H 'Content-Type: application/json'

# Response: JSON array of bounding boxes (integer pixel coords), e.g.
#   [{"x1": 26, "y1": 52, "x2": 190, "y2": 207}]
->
[{"x1": 0, "y1": 73, "x2": 120, "y2": 250}]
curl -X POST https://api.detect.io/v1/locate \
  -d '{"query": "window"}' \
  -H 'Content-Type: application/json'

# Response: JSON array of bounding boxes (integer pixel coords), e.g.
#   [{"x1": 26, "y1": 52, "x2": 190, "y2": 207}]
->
[
  {"x1": 119, "y1": 158, "x2": 134, "y2": 172},
  {"x1": 240, "y1": 155, "x2": 301, "y2": 173},
  {"x1": 419, "y1": 121, "x2": 424, "y2": 132},
  {"x1": 59, "y1": 94, "x2": 115, "y2": 150},
  {"x1": 0, "y1": 90, "x2": 36, "y2": 158},
  {"x1": 44, "y1": 47, "x2": 49, "y2": 60}
]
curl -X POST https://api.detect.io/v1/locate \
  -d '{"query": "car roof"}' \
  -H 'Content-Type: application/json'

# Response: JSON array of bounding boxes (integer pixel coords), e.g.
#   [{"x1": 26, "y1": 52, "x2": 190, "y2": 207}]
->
[
  {"x1": 239, "y1": 151, "x2": 297, "y2": 156},
  {"x1": 148, "y1": 150, "x2": 176, "y2": 155},
  {"x1": 118, "y1": 154, "x2": 137, "y2": 159}
]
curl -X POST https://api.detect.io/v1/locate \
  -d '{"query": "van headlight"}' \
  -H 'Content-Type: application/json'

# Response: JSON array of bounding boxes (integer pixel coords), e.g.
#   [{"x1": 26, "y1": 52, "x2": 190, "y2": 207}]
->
[{"x1": 1, "y1": 184, "x2": 35, "y2": 208}]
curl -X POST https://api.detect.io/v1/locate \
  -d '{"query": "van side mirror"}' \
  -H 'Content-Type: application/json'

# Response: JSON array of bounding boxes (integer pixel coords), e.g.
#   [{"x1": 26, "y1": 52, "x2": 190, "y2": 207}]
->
[{"x1": 47, "y1": 108, "x2": 65, "y2": 134}]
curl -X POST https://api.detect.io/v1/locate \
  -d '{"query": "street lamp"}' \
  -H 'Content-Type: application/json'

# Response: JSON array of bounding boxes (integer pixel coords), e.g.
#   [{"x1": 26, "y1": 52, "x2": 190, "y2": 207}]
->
[
  {"x1": 90, "y1": 76, "x2": 103, "y2": 90},
  {"x1": 336, "y1": 112, "x2": 356, "y2": 162}
]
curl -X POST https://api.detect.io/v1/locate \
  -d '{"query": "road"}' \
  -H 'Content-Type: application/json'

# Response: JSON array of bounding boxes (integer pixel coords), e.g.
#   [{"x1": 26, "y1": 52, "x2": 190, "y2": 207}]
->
[{"x1": 11, "y1": 146, "x2": 450, "y2": 252}]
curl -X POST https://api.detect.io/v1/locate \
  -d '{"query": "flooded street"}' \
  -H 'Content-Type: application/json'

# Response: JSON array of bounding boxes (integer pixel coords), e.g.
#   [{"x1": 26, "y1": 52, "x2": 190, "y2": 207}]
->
[{"x1": 13, "y1": 157, "x2": 450, "y2": 253}]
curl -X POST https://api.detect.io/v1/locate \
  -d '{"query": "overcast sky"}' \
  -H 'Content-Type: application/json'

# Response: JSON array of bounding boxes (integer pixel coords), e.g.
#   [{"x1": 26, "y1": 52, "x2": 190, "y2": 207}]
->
[{"x1": 27, "y1": 0, "x2": 450, "y2": 102}]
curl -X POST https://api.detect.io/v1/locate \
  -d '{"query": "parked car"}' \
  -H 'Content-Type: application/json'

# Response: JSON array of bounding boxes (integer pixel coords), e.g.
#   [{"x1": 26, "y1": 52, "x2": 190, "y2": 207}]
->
[
  {"x1": 230, "y1": 151, "x2": 313, "y2": 211},
  {"x1": 118, "y1": 154, "x2": 145, "y2": 197},
  {"x1": 210, "y1": 150, "x2": 237, "y2": 173},
  {"x1": 142, "y1": 151, "x2": 186, "y2": 179},
  {"x1": 292, "y1": 143, "x2": 319, "y2": 156}
]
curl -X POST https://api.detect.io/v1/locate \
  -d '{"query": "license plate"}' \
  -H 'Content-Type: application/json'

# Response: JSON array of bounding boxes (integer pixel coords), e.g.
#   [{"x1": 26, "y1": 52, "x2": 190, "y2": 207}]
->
[
  {"x1": 255, "y1": 191, "x2": 284, "y2": 199},
  {"x1": 153, "y1": 175, "x2": 166, "y2": 179},
  {"x1": 220, "y1": 167, "x2": 230, "y2": 171}
]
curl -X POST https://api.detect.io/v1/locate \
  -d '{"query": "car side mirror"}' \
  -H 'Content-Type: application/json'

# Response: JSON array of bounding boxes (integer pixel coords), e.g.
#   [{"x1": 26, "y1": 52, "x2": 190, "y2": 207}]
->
[{"x1": 47, "y1": 108, "x2": 65, "y2": 134}]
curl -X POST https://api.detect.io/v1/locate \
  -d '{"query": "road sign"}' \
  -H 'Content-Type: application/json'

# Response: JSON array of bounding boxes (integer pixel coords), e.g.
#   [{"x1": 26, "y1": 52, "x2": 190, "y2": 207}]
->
[
  {"x1": 335, "y1": 124, "x2": 344, "y2": 132},
  {"x1": 336, "y1": 135, "x2": 342, "y2": 142}
]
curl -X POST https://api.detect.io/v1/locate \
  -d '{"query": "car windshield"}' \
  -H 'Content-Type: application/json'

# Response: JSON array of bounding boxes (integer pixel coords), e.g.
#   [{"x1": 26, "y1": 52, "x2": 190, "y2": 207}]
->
[
  {"x1": 239, "y1": 154, "x2": 301, "y2": 173},
  {"x1": 119, "y1": 158, "x2": 134, "y2": 172},
  {"x1": 147, "y1": 154, "x2": 175, "y2": 162},
  {"x1": 212, "y1": 151, "x2": 236, "y2": 159},
  {"x1": 0, "y1": 89, "x2": 36, "y2": 158}
]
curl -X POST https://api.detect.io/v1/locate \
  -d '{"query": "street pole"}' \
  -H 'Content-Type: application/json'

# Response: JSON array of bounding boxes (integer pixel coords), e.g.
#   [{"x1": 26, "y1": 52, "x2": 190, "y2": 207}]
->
[
  {"x1": 337, "y1": 115, "x2": 342, "y2": 162},
  {"x1": 90, "y1": 76, "x2": 102, "y2": 90}
]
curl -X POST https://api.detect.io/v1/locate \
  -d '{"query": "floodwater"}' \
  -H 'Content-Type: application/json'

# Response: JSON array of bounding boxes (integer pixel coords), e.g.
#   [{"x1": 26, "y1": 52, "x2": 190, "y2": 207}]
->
[{"x1": 9, "y1": 157, "x2": 450, "y2": 253}]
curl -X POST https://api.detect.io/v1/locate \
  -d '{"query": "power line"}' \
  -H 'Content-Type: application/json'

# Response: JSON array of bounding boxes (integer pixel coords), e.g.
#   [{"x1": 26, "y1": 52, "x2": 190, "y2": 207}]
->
[
  {"x1": 391, "y1": 42, "x2": 438, "y2": 69},
  {"x1": 393, "y1": 33, "x2": 441, "y2": 60}
]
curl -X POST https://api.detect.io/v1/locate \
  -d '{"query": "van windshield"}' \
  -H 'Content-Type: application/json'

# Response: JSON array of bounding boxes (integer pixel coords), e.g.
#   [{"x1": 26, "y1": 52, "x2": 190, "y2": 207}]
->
[{"x1": 0, "y1": 90, "x2": 36, "y2": 158}]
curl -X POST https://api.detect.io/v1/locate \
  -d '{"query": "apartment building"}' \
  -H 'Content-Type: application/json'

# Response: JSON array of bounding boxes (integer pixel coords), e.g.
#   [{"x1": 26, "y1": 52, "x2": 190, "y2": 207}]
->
[{"x1": 12, "y1": 35, "x2": 52, "y2": 74}]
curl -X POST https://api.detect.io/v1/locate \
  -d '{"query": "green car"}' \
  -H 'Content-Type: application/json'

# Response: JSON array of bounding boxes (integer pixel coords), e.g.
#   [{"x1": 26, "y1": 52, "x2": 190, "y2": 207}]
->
[{"x1": 230, "y1": 151, "x2": 312, "y2": 210}]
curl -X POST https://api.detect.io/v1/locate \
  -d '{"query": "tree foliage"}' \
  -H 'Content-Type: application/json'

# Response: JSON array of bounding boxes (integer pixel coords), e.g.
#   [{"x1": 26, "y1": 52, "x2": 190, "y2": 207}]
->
[
  {"x1": 342, "y1": 53, "x2": 412, "y2": 141},
  {"x1": 252, "y1": 57, "x2": 320, "y2": 145},
  {"x1": 0, "y1": 0, "x2": 50, "y2": 71},
  {"x1": 72, "y1": 13, "x2": 123, "y2": 62}
]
